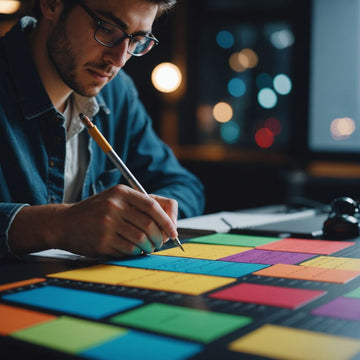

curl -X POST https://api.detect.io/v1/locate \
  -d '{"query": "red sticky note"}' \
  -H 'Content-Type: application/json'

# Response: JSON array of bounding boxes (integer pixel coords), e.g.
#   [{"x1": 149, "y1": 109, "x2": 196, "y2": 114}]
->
[
  {"x1": 0, "y1": 303, "x2": 56, "y2": 335},
  {"x1": 210, "y1": 283, "x2": 326, "y2": 309},
  {"x1": 257, "y1": 238, "x2": 354, "y2": 255}
]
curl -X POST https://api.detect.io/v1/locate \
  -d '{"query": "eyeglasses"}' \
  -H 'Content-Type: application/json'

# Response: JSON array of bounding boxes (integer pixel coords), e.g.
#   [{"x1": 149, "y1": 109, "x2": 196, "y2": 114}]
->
[{"x1": 75, "y1": 0, "x2": 159, "y2": 56}]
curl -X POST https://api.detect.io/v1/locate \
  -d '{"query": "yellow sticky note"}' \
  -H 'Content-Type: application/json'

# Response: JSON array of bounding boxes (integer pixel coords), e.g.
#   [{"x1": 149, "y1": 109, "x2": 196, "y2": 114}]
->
[
  {"x1": 229, "y1": 324, "x2": 360, "y2": 360},
  {"x1": 48, "y1": 265, "x2": 236, "y2": 296},
  {"x1": 301, "y1": 256, "x2": 360, "y2": 271},
  {"x1": 253, "y1": 263, "x2": 360, "y2": 284},
  {"x1": 155, "y1": 243, "x2": 252, "y2": 260}
]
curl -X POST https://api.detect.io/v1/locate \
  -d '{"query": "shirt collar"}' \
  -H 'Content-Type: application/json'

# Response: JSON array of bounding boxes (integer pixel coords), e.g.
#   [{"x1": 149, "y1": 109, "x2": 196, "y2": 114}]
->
[{"x1": 3, "y1": 17, "x2": 110, "y2": 121}]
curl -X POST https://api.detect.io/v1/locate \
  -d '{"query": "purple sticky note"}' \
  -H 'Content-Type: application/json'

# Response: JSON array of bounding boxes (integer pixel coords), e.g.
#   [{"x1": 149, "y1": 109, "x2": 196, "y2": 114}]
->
[
  {"x1": 311, "y1": 297, "x2": 360, "y2": 321},
  {"x1": 219, "y1": 249, "x2": 314, "y2": 265}
]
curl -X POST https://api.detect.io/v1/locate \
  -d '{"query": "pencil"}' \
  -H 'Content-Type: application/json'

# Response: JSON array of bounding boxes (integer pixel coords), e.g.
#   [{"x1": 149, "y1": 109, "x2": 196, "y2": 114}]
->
[{"x1": 79, "y1": 113, "x2": 184, "y2": 252}]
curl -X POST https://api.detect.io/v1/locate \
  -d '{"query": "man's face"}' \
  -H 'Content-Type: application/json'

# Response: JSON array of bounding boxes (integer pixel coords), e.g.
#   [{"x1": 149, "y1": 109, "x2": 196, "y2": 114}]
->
[{"x1": 47, "y1": 0, "x2": 158, "y2": 97}]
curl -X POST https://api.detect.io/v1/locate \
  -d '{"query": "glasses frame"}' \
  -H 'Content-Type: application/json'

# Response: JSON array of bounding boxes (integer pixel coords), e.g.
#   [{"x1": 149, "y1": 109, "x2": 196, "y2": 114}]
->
[{"x1": 74, "y1": 0, "x2": 159, "y2": 56}]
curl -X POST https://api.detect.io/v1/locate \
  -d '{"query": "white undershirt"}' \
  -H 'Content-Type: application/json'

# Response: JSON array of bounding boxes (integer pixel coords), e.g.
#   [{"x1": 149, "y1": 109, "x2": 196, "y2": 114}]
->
[{"x1": 63, "y1": 94, "x2": 99, "y2": 203}]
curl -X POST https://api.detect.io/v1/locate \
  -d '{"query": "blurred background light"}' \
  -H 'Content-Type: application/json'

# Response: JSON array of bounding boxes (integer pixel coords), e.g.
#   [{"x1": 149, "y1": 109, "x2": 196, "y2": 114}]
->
[
  {"x1": 151, "y1": 62, "x2": 182, "y2": 93},
  {"x1": 270, "y1": 29, "x2": 295, "y2": 49},
  {"x1": 258, "y1": 88, "x2": 278, "y2": 109},
  {"x1": 330, "y1": 117, "x2": 356, "y2": 140},
  {"x1": 220, "y1": 122, "x2": 240, "y2": 144},
  {"x1": 256, "y1": 73, "x2": 273, "y2": 89},
  {"x1": 0, "y1": 1, "x2": 21, "y2": 14},
  {"x1": 216, "y1": 30, "x2": 234, "y2": 49},
  {"x1": 255, "y1": 128, "x2": 274, "y2": 148},
  {"x1": 273, "y1": 74, "x2": 292, "y2": 95},
  {"x1": 228, "y1": 78, "x2": 247, "y2": 97},
  {"x1": 265, "y1": 117, "x2": 282, "y2": 136},
  {"x1": 238, "y1": 48, "x2": 258, "y2": 69},
  {"x1": 213, "y1": 102, "x2": 233, "y2": 123}
]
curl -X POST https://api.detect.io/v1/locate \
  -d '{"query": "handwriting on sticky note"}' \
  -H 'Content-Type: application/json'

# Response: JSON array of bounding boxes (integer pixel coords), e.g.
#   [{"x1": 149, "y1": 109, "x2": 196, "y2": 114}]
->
[
  {"x1": 301, "y1": 256, "x2": 360, "y2": 271},
  {"x1": 253, "y1": 264, "x2": 360, "y2": 284},
  {"x1": 48, "y1": 265, "x2": 236, "y2": 296},
  {"x1": 220, "y1": 249, "x2": 314, "y2": 265},
  {"x1": 155, "y1": 243, "x2": 251, "y2": 259}
]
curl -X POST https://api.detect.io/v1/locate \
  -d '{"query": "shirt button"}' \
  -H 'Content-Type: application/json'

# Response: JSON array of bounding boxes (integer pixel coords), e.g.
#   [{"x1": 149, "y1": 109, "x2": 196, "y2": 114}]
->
[
  {"x1": 53, "y1": 136, "x2": 61, "y2": 145},
  {"x1": 49, "y1": 160, "x2": 55, "y2": 168}
]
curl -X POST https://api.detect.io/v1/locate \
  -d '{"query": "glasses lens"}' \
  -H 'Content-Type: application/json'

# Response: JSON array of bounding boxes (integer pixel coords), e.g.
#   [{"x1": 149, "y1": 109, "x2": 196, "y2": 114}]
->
[
  {"x1": 95, "y1": 23, "x2": 156, "y2": 55},
  {"x1": 129, "y1": 37, "x2": 156, "y2": 56}
]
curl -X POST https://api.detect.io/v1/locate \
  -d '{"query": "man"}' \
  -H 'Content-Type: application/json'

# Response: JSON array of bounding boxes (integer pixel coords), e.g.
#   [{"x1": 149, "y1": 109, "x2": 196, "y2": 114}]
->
[{"x1": 0, "y1": 0, "x2": 204, "y2": 259}]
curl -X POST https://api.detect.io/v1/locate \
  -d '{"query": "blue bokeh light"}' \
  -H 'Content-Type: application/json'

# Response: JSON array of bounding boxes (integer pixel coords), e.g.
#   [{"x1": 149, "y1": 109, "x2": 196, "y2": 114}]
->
[
  {"x1": 258, "y1": 88, "x2": 278, "y2": 109},
  {"x1": 216, "y1": 30, "x2": 235, "y2": 49},
  {"x1": 220, "y1": 121, "x2": 241, "y2": 144},
  {"x1": 228, "y1": 78, "x2": 247, "y2": 97},
  {"x1": 273, "y1": 74, "x2": 292, "y2": 95}
]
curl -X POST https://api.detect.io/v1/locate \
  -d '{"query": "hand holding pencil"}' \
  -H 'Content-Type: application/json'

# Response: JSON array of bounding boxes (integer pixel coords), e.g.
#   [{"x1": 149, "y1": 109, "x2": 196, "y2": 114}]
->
[{"x1": 79, "y1": 113, "x2": 184, "y2": 253}]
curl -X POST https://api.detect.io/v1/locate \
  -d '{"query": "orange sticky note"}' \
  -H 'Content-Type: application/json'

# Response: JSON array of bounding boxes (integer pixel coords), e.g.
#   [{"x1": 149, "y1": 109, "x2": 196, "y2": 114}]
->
[
  {"x1": 0, "y1": 303, "x2": 56, "y2": 335},
  {"x1": 0, "y1": 278, "x2": 45, "y2": 292},
  {"x1": 257, "y1": 238, "x2": 354, "y2": 255},
  {"x1": 254, "y1": 264, "x2": 360, "y2": 284}
]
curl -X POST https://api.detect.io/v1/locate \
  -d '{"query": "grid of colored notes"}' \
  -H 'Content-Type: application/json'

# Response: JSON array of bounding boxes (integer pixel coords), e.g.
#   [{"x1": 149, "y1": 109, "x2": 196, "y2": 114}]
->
[{"x1": 1, "y1": 233, "x2": 360, "y2": 360}]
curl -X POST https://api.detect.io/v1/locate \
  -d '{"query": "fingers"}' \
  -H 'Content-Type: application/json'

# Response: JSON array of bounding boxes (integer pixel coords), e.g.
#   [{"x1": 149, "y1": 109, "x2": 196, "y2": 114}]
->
[{"x1": 59, "y1": 185, "x2": 179, "y2": 258}]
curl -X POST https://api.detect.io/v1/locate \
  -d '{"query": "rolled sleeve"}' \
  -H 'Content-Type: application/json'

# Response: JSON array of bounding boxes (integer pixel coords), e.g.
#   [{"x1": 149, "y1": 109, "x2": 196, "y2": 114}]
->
[{"x1": 0, "y1": 203, "x2": 29, "y2": 259}]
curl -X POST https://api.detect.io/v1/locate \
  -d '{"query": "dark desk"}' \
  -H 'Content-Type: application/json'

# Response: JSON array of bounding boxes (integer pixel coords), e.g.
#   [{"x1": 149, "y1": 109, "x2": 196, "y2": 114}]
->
[{"x1": 1, "y1": 233, "x2": 360, "y2": 360}]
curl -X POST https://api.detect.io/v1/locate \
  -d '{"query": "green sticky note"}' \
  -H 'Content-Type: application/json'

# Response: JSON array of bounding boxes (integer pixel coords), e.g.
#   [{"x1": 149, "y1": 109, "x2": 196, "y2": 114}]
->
[
  {"x1": 345, "y1": 286, "x2": 360, "y2": 299},
  {"x1": 189, "y1": 233, "x2": 278, "y2": 247},
  {"x1": 12, "y1": 316, "x2": 126, "y2": 354},
  {"x1": 111, "y1": 303, "x2": 252, "y2": 344}
]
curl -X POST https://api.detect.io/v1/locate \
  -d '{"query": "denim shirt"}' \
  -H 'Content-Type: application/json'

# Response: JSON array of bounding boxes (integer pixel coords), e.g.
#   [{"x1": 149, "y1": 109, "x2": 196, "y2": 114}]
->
[{"x1": 0, "y1": 17, "x2": 205, "y2": 258}]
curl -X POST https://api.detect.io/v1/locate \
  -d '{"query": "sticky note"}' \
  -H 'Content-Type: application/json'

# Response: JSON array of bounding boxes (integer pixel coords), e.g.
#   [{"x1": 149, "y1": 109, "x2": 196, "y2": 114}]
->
[
  {"x1": 210, "y1": 283, "x2": 326, "y2": 309},
  {"x1": 2, "y1": 285, "x2": 143, "y2": 320},
  {"x1": 220, "y1": 249, "x2": 315, "y2": 265},
  {"x1": 108, "y1": 255, "x2": 267, "y2": 278},
  {"x1": 110, "y1": 303, "x2": 252, "y2": 343},
  {"x1": 253, "y1": 264, "x2": 360, "y2": 284},
  {"x1": 155, "y1": 242, "x2": 251, "y2": 259},
  {"x1": 0, "y1": 278, "x2": 45, "y2": 292},
  {"x1": 257, "y1": 238, "x2": 354, "y2": 255},
  {"x1": 346, "y1": 286, "x2": 360, "y2": 299},
  {"x1": 12, "y1": 316, "x2": 125, "y2": 354},
  {"x1": 188, "y1": 233, "x2": 279, "y2": 247},
  {"x1": 301, "y1": 256, "x2": 360, "y2": 271},
  {"x1": 229, "y1": 324, "x2": 360, "y2": 360},
  {"x1": 81, "y1": 330, "x2": 204, "y2": 360},
  {"x1": 0, "y1": 303, "x2": 56, "y2": 335},
  {"x1": 49, "y1": 265, "x2": 236, "y2": 295},
  {"x1": 311, "y1": 297, "x2": 360, "y2": 321}
]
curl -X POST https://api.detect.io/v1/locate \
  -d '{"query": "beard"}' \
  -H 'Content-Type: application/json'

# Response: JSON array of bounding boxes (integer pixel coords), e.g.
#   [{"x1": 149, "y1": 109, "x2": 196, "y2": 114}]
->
[{"x1": 47, "y1": 15, "x2": 116, "y2": 98}]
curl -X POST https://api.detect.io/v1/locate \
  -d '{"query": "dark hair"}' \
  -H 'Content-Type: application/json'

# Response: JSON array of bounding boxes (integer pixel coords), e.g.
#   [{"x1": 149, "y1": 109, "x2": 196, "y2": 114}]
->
[{"x1": 30, "y1": 0, "x2": 177, "y2": 21}]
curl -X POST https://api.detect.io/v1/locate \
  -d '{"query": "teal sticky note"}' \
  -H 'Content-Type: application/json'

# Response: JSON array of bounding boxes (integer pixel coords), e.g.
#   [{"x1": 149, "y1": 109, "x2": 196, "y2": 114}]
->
[
  {"x1": 109, "y1": 255, "x2": 267, "y2": 278},
  {"x1": 3, "y1": 285, "x2": 143, "y2": 319},
  {"x1": 110, "y1": 303, "x2": 252, "y2": 343},
  {"x1": 82, "y1": 330, "x2": 204, "y2": 360}
]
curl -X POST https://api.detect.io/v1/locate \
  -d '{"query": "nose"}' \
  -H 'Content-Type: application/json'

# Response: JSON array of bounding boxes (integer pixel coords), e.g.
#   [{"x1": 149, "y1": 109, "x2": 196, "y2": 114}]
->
[{"x1": 103, "y1": 39, "x2": 131, "y2": 68}]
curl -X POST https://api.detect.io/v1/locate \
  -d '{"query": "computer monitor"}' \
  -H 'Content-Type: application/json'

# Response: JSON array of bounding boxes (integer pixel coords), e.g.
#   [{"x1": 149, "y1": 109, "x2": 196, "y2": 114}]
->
[{"x1": 308, "y1": 0, "x2": 360, "y2": 157}]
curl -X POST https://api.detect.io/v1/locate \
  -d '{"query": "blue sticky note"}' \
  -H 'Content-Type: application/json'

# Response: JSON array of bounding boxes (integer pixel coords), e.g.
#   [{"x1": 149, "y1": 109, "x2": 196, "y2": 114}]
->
[
  {"x1": 2, "y1": 285, "x2": 143, "y2": 320},
  {"x1": 108, "y1": 255, "x2": 267, "y2": 277},
  {"x1": 81, "y1": 330, "x2": 204, "y2": 360}
]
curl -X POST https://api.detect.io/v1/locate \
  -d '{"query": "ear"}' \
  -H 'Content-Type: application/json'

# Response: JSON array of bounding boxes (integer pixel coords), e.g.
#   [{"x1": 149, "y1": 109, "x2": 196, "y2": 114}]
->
[{"x1": 39, "y1": 0, "x2": 64, "y2": 20}]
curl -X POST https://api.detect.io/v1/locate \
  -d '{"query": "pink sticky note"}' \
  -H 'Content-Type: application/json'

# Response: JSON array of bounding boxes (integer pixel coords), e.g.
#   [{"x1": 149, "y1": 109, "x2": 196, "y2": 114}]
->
[
  {"x1": 210, "y1": 283, "x2": 326, "y2": 309},
  {"x1": 256, "y1": 238, "x2": 354, "y2": 255}
]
